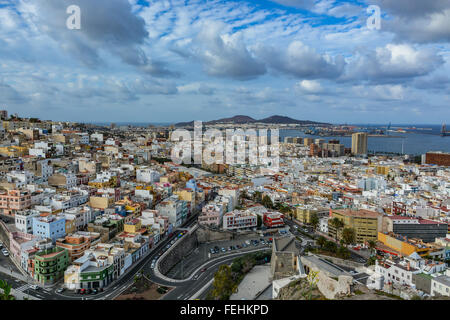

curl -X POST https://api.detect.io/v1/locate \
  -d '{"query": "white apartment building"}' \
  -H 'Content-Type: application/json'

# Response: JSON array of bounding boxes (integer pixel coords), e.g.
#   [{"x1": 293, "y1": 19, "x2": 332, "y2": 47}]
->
[
  {"x1": 90, "y1": 133, "x2": 104, "y2": 143},
  {"x1": 6, "y1": 170, "x2": 34, "y2": 188},
  {"x1": 15, "y1": 209, "x2": 41, "y2": 234},
  {"x1": 218, "y1": 187, "x2": 239, "y2": 210},
  {"x1": 50, "y1": 190, "x2": 89, "y2": 211},
  {"x1": 431, "y1": 275, "x2": 450, "y2": 297},
  {"x1": 319, "y1": 217, "x2": 329, "y2": 234},
  {"x1": 136, "y1": 167, "x2": 161, "y2": 183},
  {"x1": 64, "y1": 206, "x2": 93, "y2": 231},
  {"x1": 156, "y1": 196, "x2": 187, "y2": 228},
  {"x1": 223, "y1": 210, "x2": 257, "y2": 231}
]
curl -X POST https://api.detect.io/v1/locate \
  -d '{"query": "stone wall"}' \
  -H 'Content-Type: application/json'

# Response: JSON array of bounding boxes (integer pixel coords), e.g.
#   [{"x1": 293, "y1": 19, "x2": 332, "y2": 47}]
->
[
  {"x1": 196, "y1": 224, "x2": 258, "y2": 243},
  {"x1": 314, "y1": 253, "x2": 365, "y2": 269},
  {"x1": 0, "y1": 220, "x2": 11, "y2": 248},
  {"x1": 301, "y1": 255, "x2": 354, "y2": 300},
  {"x1": 158, "y1": 231, "x2": 198, "y2": 275}
]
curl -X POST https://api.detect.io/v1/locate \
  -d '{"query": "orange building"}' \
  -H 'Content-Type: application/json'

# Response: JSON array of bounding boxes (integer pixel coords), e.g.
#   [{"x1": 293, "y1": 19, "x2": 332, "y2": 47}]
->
[
  {"x1": 0, "y1": 189, "x2": 31, "y2": 216},
  {"x1": 56, "y1": 235, "x2": 92, "y2": 262}
]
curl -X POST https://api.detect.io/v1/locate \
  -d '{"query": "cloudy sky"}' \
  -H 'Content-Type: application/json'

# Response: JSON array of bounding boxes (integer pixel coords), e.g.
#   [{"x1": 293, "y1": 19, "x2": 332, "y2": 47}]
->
[{"x1": 0, "y1": 0, "x2": 449, "y2": 124}]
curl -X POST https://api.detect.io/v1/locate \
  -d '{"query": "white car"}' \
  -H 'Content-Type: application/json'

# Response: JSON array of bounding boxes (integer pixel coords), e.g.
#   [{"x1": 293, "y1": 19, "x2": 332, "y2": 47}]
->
[
  {"x1": 30, "y1": 285, "x2": 39, "y2": 290},
  {"x1": 2, "y1": 249, "x2": 9, "y2": 256}
]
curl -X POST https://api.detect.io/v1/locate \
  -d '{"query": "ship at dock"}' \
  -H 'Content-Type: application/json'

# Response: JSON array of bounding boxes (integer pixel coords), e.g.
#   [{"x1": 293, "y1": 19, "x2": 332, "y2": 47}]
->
[{"x1": 441, "y1": 123, "x2": 450, "y2": 137}]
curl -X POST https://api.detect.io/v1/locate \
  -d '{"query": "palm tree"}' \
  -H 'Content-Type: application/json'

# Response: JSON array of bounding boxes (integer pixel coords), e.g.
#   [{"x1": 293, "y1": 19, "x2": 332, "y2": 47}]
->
[
  {"x1": 310, "y1": 213, "x2": 319, "y2": 231},
  {"x1": 0, "y1": 280, "x2": 15, "y2": 300},
  {"x1": 367, "y1": 240, "x2": 377, "y2": 256},
  {"x1": 330, "y1": 217, "x2": 344, "y2": 242}
]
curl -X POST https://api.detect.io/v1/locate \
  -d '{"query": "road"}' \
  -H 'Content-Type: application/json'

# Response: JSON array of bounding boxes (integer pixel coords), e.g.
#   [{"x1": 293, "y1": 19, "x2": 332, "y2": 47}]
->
[
  {"x1": 0, "y1": 208, "x2": 202, "y2": 300},
  {"x1": 155, "y1": 247, "x2": 271, "y2": 300}
]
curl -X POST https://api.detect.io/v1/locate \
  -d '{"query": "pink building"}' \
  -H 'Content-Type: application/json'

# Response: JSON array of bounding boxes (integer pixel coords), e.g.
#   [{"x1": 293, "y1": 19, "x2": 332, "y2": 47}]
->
[
  {"x1": 0, "y1": 189, "x2": 32, "y2": 216},
  {"x1": 198, "y1": 204, "x2": 222, "y2": 227},
  {"x1": 8, "y1": 231, "x2": 41, "y2": 272}
]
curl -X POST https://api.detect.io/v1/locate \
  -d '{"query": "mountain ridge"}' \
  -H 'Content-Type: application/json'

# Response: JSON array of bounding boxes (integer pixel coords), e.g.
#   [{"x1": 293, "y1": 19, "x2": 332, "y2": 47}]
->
[{"x1": 175, "y1": 115, "x2": 330, "y2": 127}]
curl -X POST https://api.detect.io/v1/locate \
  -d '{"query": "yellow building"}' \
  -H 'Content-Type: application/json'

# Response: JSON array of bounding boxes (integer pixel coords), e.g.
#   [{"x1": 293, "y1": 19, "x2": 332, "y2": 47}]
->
[
  {"x1": 0, "y1": 146, "x2": 28, "y2": 157},
  {"x1": 89, "y1": 196, "x2": 114, "y2": 209},
  {"x1": 174, "y1": 189, "x2": 196, "y2": 207},
  {"x1": 124, "y1": 219, "x2": 142, "y2": 234},
  {"x1": 376, "y1": 166, "x2": 390, "y2": 176},
  {"x1": 377, "y1": 232, "x2": 434, "y2": 257},
  {"x1": 295, "y1": 206, "x2": 318, "y2": 224},
  {"x1": 329, "y1": 209, "x2": 381, "y2": 243},
  {"x1": 351, "y1": 132, "x2": 368, "y2": 155}
]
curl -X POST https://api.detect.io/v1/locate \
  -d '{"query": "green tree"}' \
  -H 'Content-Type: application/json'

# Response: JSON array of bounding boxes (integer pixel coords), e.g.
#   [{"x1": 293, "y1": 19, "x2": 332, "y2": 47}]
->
[
  {"x1": 342, "y1": 228, "x2": 356, "y2": 245},
  {"x1": 257, "y1": 214, "x2": 263, "y2": 228},
  {"x1": 337, "y1": 246, "x2": 351, "y2": 259},
  {"x1": 253, "y1": 191, "x2": 263, "y2": 203},
  {"x1": 330, "y1": 217, "x2": 344, "y2": 242},
  {"x1": 317, "y1": 236, "x2": 327, "y2": 249},
  {"x1": 310, "y1": 212, "x2": 319, "y2": 231},
  {"x1": 261, "y1": 195, "x2": 273, "y2": 209},
  {"x1": 367, "y1": 240, "x2": 377, "y2": 256},
  {"x1": 324, "y1": 240, "x2": 337, "y2": 253},
  {"x1": 210, "y1": 265, "x2": 237, "y2": 300},
  {"x1": 0, "y1": 280, "x2": 15, "y2": 300}
]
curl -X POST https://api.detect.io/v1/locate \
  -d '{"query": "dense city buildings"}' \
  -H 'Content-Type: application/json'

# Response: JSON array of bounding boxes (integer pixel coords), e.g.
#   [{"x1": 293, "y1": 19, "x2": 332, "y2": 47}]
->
[{"x1": 0, "y1": 112, "x2": 448, "y2": 303}]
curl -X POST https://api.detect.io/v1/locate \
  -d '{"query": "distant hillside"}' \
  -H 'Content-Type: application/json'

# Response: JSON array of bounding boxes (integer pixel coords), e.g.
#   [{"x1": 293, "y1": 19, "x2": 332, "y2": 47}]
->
[{"x1": 175, "y1": 115, "x2": 329, "y2": 127}]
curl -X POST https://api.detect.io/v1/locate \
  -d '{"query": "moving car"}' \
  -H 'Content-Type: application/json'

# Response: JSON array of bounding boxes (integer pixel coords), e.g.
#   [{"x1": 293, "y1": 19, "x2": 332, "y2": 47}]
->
[
  {"x1": 200, "y1": 267, "x2": 207, "y2": 272},
  {"x1": 56, "y1": 287, "x2": 65, "y2": 293},
  {"x1": 30, "y1": 285, "x2": 39, "y2": 290},
  {"x1": 193, "y1": 274, "x2": 199, "y2": 280}
]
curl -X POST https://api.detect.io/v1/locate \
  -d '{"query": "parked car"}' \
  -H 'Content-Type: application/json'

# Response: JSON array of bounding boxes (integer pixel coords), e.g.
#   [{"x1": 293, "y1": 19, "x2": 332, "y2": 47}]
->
[
  {"x1": 221, "y1": 247, "x2": 226, "y2": 252},
  {"x1": 245, "y1": 240, "x2": 251, "y2": 245},
  {"x1": 209, "y1": 248, "x2": 215, "y2": 254},
  {"x1": 151, "y1": 261, "x2": 156, "y2": 269},
  {"x1": 56, "y1": 287, "x2": 65, "y2": 293},
  {"x1": 87, "y1": 289, "x2": 92, "y2": 294},
  {"x1": 92, "y1": 289, "x2": 98, "y2": 294},
  {"x1": 2, "y1": 249, "x2": 9, "y2": 256},
  {"x1": 228, "y1": 246, "x2": 232, "y2": 251},
  {"x1": 0, "y1": 241, "x2": 3, "y2": 248}
]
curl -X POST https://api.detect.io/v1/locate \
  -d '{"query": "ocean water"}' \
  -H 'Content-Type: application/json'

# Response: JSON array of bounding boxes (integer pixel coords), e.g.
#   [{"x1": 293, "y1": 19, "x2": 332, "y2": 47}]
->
[
  {"x1": 89, "y1": 122, "x2": 449, "y2": 155},
  {"x1": 280, "y1": 125, "x2": 450, "y2": 155}
]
